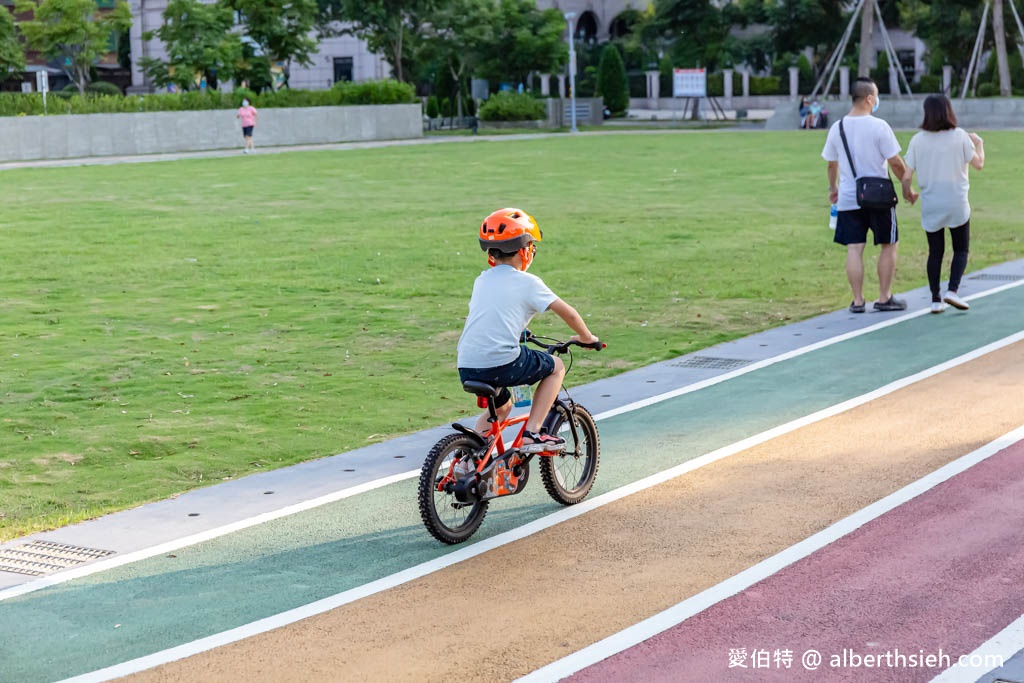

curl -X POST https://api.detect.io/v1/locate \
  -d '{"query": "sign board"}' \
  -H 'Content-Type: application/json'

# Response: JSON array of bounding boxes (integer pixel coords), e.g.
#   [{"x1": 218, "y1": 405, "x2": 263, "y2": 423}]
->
[
  {"x1": 21, "y1": 82, "x2": 32, "y2": 93},
  {"x1": 672, "y1": 68, "x2": 706, "y2": 98},
  {"x1": 471, "y1": 78, "x2": 489, "y2": 101},
  {"x1": 35, "y1": 70, "x2": 49, "y2": 94}
]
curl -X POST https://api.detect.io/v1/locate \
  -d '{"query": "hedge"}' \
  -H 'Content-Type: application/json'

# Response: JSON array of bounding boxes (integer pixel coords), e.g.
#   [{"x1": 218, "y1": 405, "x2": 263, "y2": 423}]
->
[
  {"x1": 478, "y1": 91, "x2": 545, "y2": 122},
  {"x1": 0, "y1": 79, "x2": 417, "y2": 117}
]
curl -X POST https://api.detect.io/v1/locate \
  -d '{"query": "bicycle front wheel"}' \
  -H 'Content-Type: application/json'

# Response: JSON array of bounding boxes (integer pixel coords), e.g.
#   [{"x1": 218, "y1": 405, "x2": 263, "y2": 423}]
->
[
  {"x1": 417, "y1": 433, "x2": 489, "y2": 544},
  {"x1": 540, "y1": 403, "x2": 600, "y2": 505}
]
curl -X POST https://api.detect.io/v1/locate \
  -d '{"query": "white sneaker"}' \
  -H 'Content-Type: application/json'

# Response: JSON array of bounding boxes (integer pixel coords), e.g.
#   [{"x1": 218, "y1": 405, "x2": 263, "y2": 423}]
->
[
  {"x1": 930, "y1": 301, "x2": 946, "y2": 314},
  {"x1": 453, "y1": 457, "x2": 475, "y2": 477},
  {"x1": 943, "y1": 291, "x2": 969, "y2": 310}
]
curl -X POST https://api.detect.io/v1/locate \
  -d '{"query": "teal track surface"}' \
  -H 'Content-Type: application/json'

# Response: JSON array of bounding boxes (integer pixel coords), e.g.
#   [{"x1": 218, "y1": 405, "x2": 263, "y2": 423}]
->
[{"x1": 2, "y1": 285, "x2": 1023, "y2": 682}]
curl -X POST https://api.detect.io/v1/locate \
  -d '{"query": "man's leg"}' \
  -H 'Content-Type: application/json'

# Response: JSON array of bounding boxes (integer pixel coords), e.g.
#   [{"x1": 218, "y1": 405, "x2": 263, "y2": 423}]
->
[
  {"x1": 877, "y1": 242, "x2": 899, "y2": 302},
  {"x1": 846, "y1": 243, "x2": 867, "y2": 305},
  {"x1": 474, "y1": 400, "x2": 511, "y2": 435}
]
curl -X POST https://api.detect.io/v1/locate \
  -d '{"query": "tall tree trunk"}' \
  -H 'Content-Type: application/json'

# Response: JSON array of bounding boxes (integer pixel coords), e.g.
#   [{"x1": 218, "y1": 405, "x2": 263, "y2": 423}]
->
[
  {"x1": 859, "y1": 0, "x2": 875, "y2": 78},
  {"x1": 393, "y1": 22, "x2": 404, "y2": 82},
  {"x1": 993, "y1": 0, "x2": 1012, "y2": 96}
]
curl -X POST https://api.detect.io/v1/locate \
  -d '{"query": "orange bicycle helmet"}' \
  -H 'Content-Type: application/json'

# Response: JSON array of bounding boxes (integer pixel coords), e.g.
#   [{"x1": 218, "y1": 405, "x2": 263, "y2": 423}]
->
[{"x1": 478, "y1": 208, "x2": 542, "y2": 253}]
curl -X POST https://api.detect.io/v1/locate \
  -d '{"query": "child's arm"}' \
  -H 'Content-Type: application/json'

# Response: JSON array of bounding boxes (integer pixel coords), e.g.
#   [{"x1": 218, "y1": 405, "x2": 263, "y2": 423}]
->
[{"x1": 548, "y1": 299, "x2": 598, "y2": 344}]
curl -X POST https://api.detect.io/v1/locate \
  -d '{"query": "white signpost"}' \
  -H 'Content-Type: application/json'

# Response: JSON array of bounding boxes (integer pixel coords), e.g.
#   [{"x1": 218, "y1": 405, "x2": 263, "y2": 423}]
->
[
  {"x1": 35, "y1": 70, "x2": 49, "y2": 114},
  {"x1": 671, "y1": 67, "x2": 725, "y2": 121}
]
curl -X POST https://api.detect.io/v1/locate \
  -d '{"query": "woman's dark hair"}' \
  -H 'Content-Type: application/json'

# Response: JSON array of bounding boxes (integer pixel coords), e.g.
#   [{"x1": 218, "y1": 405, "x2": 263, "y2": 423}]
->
[{"x1": 920, "y1": 94, "x2": 957, "y2": 131}]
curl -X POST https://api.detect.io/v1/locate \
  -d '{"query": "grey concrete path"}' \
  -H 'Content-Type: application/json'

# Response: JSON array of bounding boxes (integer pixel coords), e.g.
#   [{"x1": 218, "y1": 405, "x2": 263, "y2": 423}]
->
[{"x1": 2, "y1": 255, "x2": 1022, "y2": 593}]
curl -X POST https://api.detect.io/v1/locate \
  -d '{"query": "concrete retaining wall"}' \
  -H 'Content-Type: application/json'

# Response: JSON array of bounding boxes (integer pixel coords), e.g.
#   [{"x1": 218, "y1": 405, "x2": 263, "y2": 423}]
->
[
  {"x1": 0, "y1": 104, "x2": 422, "y2": 162},
  {"x1": 765, "y1": 96, "x2": 1024, "y2": 131}
]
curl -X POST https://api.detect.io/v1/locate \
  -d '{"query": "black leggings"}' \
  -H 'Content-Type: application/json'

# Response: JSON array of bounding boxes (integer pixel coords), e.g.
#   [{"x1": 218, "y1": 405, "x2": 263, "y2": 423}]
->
[{"x1": 926, "y1": 221, "x2": 970, "y2": 301}]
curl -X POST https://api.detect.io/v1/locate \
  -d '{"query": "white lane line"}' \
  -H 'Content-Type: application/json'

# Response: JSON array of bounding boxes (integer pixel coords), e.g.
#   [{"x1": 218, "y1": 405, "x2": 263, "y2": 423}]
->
[
  {"x1": 593, "y1": 278, "x2": 1024, "y2": 421},
  {"x1": 518, "y1": 424, "x2": 1024, "y2": 683},
  {"x1": 5, "y1": 279, "x2": 1022, "y2": 605},
  {"x1": 59, "y1": 330, "x2": 1024, "y2": 683},
  {"x1": 930, "y1": 614, "x2": 1024, "y2": 682}
]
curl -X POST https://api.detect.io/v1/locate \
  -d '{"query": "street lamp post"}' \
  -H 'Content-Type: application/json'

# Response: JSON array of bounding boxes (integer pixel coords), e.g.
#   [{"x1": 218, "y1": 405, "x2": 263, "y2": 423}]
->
[{"x1": 564, "y1": 11, "x2": 578, "y2": 133}]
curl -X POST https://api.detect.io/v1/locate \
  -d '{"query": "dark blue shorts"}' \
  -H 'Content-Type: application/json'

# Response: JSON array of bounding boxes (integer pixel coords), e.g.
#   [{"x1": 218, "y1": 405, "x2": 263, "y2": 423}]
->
[
  {"x1": 242, "y1": 126, "x2": 254, "y2": 137},
  {"x1": 458, "y1": 347, "x2": 555, "y2": 408},
  {"x1": 834, "y1": 207, "x2": 898, "y2": 246}
]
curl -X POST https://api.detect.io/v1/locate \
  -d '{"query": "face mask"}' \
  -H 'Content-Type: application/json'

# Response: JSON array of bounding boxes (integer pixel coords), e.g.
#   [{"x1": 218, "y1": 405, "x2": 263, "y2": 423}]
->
[
  {"x1": 872, "y1": 98, "x2": 880, "y2": 113},
  {"x1": 242, "y1": 100, "x2": 249, "y2": 107}
]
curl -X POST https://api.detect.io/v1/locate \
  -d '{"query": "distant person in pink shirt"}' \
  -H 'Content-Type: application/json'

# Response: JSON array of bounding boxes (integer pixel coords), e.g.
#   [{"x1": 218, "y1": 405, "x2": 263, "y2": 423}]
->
[{"x1": 236, "y1": 98, "x2": 258, "y2": 154}]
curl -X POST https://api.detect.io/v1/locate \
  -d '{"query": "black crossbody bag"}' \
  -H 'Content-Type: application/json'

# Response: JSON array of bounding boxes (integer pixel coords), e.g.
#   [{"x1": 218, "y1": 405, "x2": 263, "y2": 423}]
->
[{"x1": 839, "y1": 118, "x2": 899, "y2": 210}]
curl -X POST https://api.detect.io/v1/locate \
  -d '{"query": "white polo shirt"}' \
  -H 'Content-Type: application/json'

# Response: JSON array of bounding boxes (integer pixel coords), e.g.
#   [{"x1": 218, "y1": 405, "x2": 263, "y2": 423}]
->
[{"x1": 457, "y1": 265, "x2": 558, "y2": 369}]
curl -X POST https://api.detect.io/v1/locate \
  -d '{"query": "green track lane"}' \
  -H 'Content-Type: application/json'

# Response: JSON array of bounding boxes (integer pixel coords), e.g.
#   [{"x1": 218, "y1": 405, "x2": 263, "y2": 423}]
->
[{"x1": 1, "y1": 286, "x2": 1022, "y2": 682}]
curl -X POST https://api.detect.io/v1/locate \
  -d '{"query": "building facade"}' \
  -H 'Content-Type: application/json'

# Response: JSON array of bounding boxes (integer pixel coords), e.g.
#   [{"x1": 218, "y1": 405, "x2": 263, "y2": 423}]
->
[{"x1": 125, "y1": 0, "x2": 388, "y2": 93}]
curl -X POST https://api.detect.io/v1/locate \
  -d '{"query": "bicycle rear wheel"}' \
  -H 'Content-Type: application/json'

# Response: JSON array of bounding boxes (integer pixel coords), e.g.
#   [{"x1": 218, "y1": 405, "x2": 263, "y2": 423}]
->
[
  {"x1": 418, "y1": 433, "x2": 489, "y2": 544},
  {"x1": 540, "y1": 403, "x2": 600, "y2": 505}
]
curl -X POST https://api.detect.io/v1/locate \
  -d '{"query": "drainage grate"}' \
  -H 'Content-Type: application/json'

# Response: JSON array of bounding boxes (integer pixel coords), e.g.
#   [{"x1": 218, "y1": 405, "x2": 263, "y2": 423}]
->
[
  {"x1": 670, "y1": 356, "x2": 753, "y2": 371},
  {"x1": 968, "y1": 273, "x2": 1024, "y2": 281},
  {"x1": 0, "y1": 540, "x2": 115, "y2": 577}
]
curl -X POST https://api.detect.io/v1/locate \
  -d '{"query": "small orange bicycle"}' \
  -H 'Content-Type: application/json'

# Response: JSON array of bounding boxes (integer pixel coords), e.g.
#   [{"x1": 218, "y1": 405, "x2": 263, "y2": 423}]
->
[{"x1": 418, "y1": 332, "x2": 605, "y2": 544}]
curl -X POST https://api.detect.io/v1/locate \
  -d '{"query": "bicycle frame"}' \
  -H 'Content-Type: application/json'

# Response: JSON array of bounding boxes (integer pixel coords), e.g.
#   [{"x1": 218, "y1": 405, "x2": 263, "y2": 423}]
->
[{"x1": 439, "y1": 394, "x2": 579, "y2": 500}]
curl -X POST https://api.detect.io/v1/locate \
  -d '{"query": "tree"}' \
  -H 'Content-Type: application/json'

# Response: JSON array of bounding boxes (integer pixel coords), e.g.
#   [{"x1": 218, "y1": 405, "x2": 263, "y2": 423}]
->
[
  {"x1": 898, "y1": 0, "x2": 989, "y2": 88},
  {"x1": 649, "y1": 0, "x2": 729, "y2": 70},
  {"x1": 417, "y1": 0, "x2": 496, "y2": 118},
  {"x1": 324, "y1": 0, "x2": 436, "y2": 82},
  {"x1": 766, "y1": 0, "x2": 844, "y2": 58},
  {"x1": 15, "y1": 0, "x2": 132, "y2": 95},
  {"x1": 477, "y1": 0, "x2": 567, "y2": 86},
  {"x1": 229, "y1": 0, "x2": 319, "y2": 88},
  {"x1": 991, "y1": 0, "x2": 1012, "y2": 95},
  {"x1": 138, "y1": 0, "x2": 241, "y2": 91},
  {"x1": 0, "y1": 5, "x2": 25, "y2": 81},
  {"x1": 596, "y1": 44, "x2": 628, "y2": 116}
]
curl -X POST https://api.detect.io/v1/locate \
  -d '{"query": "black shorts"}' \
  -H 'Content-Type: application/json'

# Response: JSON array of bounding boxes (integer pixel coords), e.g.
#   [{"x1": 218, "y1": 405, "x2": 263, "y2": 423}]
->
[
  {"x1": 458, "y1": 347, "x2": 555, "y2": 409},
  {"x1": 242, "y1": 126, "x2": 254, "y2": 137},
  {"x1": 834, "y1": 207, "x2": 898, "y2": 246}
]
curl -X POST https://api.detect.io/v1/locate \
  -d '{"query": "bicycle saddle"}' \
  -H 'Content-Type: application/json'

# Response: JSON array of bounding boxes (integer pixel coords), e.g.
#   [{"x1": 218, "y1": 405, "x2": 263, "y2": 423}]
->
[{"x1": 462, "y1": 380, "x2": 500, "y2": 399}]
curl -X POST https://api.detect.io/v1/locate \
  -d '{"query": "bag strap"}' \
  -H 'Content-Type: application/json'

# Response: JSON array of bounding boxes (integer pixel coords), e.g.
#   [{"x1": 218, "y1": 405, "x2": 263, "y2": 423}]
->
[{"x1": 838, "y1": 118, "x2": 858, "y2": 178}]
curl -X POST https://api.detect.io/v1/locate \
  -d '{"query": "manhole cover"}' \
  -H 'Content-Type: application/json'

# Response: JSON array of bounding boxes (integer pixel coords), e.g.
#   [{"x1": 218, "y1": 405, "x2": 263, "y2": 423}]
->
[
  {"x1": 968, "y1": 273, "x2": 1024, "y2": 281},
  {"x1": 670, "y1": 356, "x2": 753, "y2": 371},
  {"x1": 0, "y1": 540, "x2": 115, "y2": 576}
]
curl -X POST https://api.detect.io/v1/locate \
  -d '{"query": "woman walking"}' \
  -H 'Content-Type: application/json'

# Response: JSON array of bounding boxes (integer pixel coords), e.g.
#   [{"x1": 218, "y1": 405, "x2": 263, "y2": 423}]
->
[
  {"x1": 903, "y1": 95, "x2": 985, "y2": 313},
  {"x1": 236, "y1": 98, "x2": 259, "y2": 154}
]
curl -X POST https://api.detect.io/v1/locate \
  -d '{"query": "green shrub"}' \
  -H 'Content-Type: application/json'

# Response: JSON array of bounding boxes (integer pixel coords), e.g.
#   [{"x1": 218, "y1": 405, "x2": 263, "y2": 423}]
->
[
  {"x1": 440, "y1": 97, "x2": 452, "y2": 118},
  {"x1": 977, "y1": 82, "x2": 998, "y2": 97},
  {"x1": 749, "y1": 75, "x2": 782, "y2": 95},
  {"x1": 707, "y1": 72, "x2": 723, "y2": 97},
  {"x1": 426, "y1": 95, "x2": 439, "y2": 118},
  {"x1": 88, "y1": 81, "x2": 123, "y2": 96},
  {"x1": 333, "y1": 79, "x2": 417, "y2": 105},
  {"x1": 477, "y1": 91, "x2": 546, "y2": 122},
  {"x1": 913, "y1": 74, "x2": 942, "y2": 94},
  {"x1": 0, "y1": 79, "x2": 416, "y2": 117},
  {"x1": 596, "y1": 44, "x2": 629, "y2": 116}
]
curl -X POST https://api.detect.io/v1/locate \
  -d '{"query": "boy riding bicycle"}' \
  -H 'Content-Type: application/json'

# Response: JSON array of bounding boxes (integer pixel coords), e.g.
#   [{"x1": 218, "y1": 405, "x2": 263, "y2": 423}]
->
[{"x1": 456, "y1": 208, "x2": 600, "y2": 453}]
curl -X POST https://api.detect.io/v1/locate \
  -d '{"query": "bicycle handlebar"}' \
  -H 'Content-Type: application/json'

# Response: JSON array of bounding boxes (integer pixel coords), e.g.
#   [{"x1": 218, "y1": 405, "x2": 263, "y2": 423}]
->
[{"x1": 522, "y1": 330, "x2": 605, "y2": 354}]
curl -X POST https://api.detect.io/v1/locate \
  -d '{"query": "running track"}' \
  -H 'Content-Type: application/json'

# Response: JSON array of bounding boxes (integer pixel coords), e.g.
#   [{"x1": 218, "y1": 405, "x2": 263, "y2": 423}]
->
[{"x1": 1, "y1": 271, "x2": 1024, "y2": 683}]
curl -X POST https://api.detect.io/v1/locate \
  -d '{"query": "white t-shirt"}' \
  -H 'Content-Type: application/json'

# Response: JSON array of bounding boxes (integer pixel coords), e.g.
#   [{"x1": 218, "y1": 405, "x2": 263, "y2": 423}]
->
[
  {"x1": 821, "y1": 114, "x2": 902, "y2": 211},
  {"x1": 905, "y1": 128, "x2": 975, "y2": 232},
  {"x1": 457, "y1": 265, "x2": 558, "y2": 369}
]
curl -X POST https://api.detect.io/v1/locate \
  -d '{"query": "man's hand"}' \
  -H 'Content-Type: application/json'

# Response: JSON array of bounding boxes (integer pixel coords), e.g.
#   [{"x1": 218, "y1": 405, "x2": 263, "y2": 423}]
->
[
  {"x1": 570, "y1": 334, "x2": 600, "y2": 346},
  {"x1": 828, "y1": 187, "x2": 839, "y2": 204},
  {"x1": 903, "y1": 188, "x2": 919, "y2": 205}
]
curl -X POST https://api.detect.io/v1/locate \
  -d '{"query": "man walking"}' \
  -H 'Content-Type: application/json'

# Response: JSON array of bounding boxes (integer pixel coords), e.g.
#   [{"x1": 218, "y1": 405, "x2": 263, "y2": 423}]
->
[{"x1": 822, "y1": 77, "x2": 915, "y2": 313}]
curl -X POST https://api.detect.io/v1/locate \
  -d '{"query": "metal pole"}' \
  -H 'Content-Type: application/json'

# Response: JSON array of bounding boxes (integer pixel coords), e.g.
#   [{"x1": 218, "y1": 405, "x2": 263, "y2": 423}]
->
[{"x1": 565, "y1": 12, "x2": 578, "y2": 133}]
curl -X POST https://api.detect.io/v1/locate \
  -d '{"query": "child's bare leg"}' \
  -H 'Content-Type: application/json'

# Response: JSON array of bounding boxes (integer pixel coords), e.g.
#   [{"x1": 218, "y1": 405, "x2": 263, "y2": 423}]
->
[
  {"x1": 474, "y1": 399, "x2": 511, "y2": 435},
  {"x1": 526, "y1": 356, "x2": 565, "y2": 434}
]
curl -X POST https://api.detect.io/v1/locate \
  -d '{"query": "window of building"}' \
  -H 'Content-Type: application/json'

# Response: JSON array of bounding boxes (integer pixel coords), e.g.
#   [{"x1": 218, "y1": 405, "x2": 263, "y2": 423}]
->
[{"x1": 333, "y1": 57, "x2": 354, "y2": 84}]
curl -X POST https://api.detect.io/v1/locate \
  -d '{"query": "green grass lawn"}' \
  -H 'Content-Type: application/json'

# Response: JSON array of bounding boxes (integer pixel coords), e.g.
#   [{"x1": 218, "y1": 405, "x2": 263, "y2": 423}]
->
[{"x1": 1, "y1": 129, "x2": 1020, "y2": 540}]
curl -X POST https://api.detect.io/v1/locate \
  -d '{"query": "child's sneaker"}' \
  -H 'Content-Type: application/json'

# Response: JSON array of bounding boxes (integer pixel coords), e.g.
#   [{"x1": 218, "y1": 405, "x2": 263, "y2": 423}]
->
[
  {"x1": 520, "y1": 430, "x2": 565, "y2": 453},
  {"x1": 453, "y1": 456, "x2": 475, "y2": 477}
]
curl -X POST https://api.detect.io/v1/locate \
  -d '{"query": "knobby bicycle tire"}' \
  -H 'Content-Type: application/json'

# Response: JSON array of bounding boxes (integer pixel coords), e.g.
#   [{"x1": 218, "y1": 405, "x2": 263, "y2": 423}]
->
[
  {"x1": 418, "y1": 432, "x2": 489, "y2": 544},
  {"x1": 540, "y1": 403, "x2": 600, "y2": 505}
]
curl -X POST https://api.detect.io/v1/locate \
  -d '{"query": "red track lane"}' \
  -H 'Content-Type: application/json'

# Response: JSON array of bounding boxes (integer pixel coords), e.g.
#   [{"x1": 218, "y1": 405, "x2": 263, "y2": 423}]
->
[{"x1": 569, "y1": 439, "x2": 1024, "y2": 682}]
